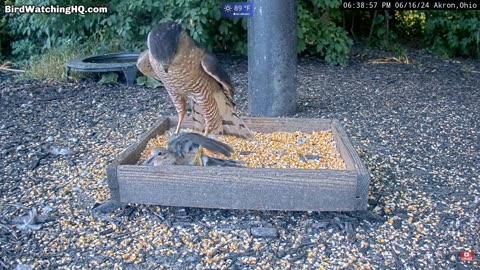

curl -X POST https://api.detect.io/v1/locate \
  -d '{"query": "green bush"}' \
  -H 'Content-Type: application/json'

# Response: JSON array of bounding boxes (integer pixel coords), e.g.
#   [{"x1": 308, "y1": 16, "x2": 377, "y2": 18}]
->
[
  {"x1": 395, "y1": 11, "x2": 426, "y2": 39},
  {"x1": 0, "y1": 0, "x2": 14, "y2": 59},
  {"x1": 0, "y1": 17, "x2": 10, "y2": 60},
  {"x1": 9, "y1": 0, "x2": 114, "y2": 59},
  {"x1": 425, "y1": 11, "x2": 479, "y2": 58},
  {"x1": 8, "y1": 0, "x2": 351, "y2": 66},
  {"x1": 365, "y1": 12, "x2": 396, "y2": 47},
  {"x1": 8, "y1": 0, "x2": 247, "y2": 59},
  {"x1": 5, "y1": 0, "x2": 479, "y2": 72},
  {"x1": 297, "y1": 0, "x2": 352, "y2": 66}
]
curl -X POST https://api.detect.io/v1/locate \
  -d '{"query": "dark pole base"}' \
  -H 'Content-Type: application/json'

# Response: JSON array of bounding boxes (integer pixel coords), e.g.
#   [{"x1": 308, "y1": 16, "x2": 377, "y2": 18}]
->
[{"x1": 248, "y1": 0, "x2": 297, "y2": 117}]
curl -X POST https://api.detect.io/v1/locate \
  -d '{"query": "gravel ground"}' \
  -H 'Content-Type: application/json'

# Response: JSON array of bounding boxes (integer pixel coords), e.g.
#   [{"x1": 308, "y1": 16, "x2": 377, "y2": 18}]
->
[{"x1": 0, "y1": 48, "x2": 479, "y2": 269}]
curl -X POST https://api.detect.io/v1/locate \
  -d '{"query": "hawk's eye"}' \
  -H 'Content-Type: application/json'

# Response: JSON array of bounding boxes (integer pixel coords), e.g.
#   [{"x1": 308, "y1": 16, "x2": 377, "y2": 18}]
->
[{"x1": 157, "y1": 151, "x2": 164, "y2": 156}]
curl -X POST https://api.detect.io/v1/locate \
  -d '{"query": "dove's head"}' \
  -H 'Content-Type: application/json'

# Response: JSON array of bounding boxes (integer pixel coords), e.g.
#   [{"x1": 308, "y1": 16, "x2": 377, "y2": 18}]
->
[{"x1": 145, "y1": 147, "x2": 169, "y2": 166}]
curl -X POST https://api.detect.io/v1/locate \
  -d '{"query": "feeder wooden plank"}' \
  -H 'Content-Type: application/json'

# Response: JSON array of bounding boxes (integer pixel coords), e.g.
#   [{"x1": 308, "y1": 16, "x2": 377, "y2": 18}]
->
[
  {"x1": 331, "y1": 120, "x2": 370, "y2": 209},
  {"x1": 117, "y1": 165, "x2": 357, "y2": 211},
  {"x1": 107, "y1": 117, "x2": 170, "y2": 200},
  {"x1": 173, "y1": 117, "x2": 333, "y2": 133}
]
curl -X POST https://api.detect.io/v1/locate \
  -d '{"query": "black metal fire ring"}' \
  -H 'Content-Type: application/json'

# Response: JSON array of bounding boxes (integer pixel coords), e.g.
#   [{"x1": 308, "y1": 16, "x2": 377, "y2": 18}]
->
[{"x1": 65, "y1": 52, "x2": 141, "y2": 86}]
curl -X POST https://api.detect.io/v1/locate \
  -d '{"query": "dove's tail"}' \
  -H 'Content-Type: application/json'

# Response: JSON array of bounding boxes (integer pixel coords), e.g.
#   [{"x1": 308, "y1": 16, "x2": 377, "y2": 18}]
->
[{"x1": 201, "y1": 155, "x2": 245, "y2": 167}]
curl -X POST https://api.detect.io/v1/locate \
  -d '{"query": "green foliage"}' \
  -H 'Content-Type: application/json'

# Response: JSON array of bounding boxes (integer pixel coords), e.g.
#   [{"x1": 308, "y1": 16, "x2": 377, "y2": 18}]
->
[
  {"x1": 9, "y1": 0, "x2": 115, "y2": 59},
  {"x1": 425, "y1": 11, "x2": 479, "y2": 58},
  {"x1": 297, "y1": 0, "x2": 352, "y2": 65},
  {"x1": 395, "y1": 11, "x2": 426, "y2": 39},
  {"x1": 160, "y1": 1, "x2": 247, "y2": 54},
  {"x1": 3, "y1": 0, "x2": 479, "y2": 74},
  {"x1": 8, "y1": 0, "x2": 351, "y2": 67},
  {"x1": 8, "y1": 0, "x2": 247, "y2": 59},
  {"x1": 98, "y1": 73, "x2": 119, "y2": 84},
  {"x1": 0, "y1": 0, "x2": 14, "y2": 59},
  {"x1": 0, "y1": 17, "x2": 11, "y2": 59},
  {"x1": 369, "y1": 13, "x2": 397, "y2": 47},
  {"x1": 136, "y1": 76, "x2": 163, "y2": 88}
]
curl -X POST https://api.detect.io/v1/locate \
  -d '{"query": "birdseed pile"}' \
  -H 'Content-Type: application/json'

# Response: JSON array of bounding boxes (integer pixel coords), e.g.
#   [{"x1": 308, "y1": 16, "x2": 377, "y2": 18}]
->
[{"x1": 141, "y1": 129, "x2": 346, "y2": 170}]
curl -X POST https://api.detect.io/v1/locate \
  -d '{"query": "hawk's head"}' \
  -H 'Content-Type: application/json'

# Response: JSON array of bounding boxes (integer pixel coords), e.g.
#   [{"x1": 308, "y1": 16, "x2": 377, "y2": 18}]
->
[{"x1": 148, "y1": 21, "x2": 183, "y2": 65}]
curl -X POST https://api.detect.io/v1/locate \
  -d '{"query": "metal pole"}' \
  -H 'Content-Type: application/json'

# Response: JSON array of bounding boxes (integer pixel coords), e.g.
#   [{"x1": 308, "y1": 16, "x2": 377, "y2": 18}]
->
[{"x1": 248, "y1": 0, "x2": 297, "y2": 116}]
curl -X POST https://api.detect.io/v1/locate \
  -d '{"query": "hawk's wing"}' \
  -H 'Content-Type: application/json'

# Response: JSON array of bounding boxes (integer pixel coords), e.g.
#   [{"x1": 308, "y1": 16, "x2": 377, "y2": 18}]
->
[
  {"x1": 198, "y1": 52, "x2": 253, "y2": 139},
  {"x1": 201, "y1": 52, "x2": 235, "y2": 106}
]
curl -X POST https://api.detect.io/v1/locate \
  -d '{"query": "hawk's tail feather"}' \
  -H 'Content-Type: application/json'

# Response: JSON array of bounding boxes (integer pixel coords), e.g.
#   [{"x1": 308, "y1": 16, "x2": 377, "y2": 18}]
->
[
  {"x1": 220, "y1": 110, "x2": 254, "y2": 139},
  {"x1": 215, "y1": 91, "x2": 254, "y2": 139},
  {"x1": 191, "y1": 93, "x2": 254, "y2": 140},
  {"x1": 191, "y1": 99, "x2": 206, "y2": 132}
]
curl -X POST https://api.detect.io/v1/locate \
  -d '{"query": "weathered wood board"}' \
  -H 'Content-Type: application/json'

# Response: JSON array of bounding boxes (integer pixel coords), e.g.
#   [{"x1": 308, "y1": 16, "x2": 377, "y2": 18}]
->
[{"x1": 107, "y1": 117, "x2": 370, "y2": 211}]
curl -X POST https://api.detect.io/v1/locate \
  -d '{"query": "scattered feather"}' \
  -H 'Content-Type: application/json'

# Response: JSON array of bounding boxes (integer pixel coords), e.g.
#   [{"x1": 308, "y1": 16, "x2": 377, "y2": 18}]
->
[
  {"x1": 48, "y1": 148, "x2": 74, "y2": 156},
  {"x1": 13, "y1": 209, "x2": 42, "y2": 231}
]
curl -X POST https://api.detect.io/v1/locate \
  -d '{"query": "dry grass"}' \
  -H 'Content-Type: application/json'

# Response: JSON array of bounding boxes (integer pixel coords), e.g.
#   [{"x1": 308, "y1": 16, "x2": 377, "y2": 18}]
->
[{"x1": 22, "y1": 46, "x2": 85, "y2": 81}]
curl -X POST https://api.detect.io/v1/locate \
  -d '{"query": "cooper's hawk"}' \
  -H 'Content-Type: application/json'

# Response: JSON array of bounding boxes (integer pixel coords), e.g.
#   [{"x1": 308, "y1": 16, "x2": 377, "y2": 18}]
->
[
  {"x1": 144, "y1": 132, "x2": 244, "y2": 167},
  {"x1": 137, "y1": 22, "x2": 253, "y2": 140}
]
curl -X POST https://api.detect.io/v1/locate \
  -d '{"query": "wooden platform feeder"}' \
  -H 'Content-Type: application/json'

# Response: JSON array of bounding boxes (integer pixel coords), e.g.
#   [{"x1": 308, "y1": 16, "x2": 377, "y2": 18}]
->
[{"x1": 107, "y1": 117, "x2": 370, "y2": 211}]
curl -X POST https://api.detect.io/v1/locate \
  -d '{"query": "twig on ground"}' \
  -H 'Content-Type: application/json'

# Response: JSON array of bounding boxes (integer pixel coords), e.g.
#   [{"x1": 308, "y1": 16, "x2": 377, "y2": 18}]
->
[{"x1": 0, "y1": 62, "x2": 25, "y2": 73}]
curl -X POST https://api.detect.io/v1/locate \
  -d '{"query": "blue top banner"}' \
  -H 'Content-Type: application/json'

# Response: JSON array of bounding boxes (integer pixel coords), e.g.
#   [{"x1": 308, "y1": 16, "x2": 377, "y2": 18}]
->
[{"x1": 221, "y1": 2, "x2": 253, "y2": 17}]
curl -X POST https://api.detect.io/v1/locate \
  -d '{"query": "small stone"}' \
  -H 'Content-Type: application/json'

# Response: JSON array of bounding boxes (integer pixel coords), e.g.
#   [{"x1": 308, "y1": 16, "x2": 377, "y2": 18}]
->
[
  {"x1": 296, "y1": 139, "x2": 306, "y2": 144},
  {"x1": 239, "y1": 151, "x2": 253, "y2": 156},
  {"x1": 92, "y1": 200, "x2": 123, "y2": 213},
  {"x1": 66, "y1": 158, "x2": 76, "y2": 166},
  {"x1": 393, "y1": 220, "x2": 402, "y2": 230},
  {"x1": 313, "y1": 221, "x2": 330, "y2": 229},
  {"x1": 16, "y1": 264, "x2": 33, "y2": 270},
  {"x1": 42, "y1": 206, "x2": 53, "y2": 213},
  {"x1": 305, "y1": 155, "x2": 321, "y2": 160},
  {"x1": 250, "y1": 227, "x2": 278, "y2": 238},
  {"x1": 80, "y1": 170, "x2": 89, "y2": 177},
  {"x1": 48, "y1": 148, "x2": 74, "y2": 156},
  {"x1": 298, "y1": 154, "x2": 308, "y2": 163},
  {"x1": 97, "y1": 178, "x2": 106, "y2": 185},
  {"x1": 46, "y1": 136, "x2": 54, "y2": 142}
]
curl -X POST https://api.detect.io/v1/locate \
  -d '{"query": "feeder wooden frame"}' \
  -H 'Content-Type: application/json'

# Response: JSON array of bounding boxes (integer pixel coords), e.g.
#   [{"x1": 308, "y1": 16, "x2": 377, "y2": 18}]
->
[{"x1": 107, "y1": 117, "x2": 369, "y2": 211}]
